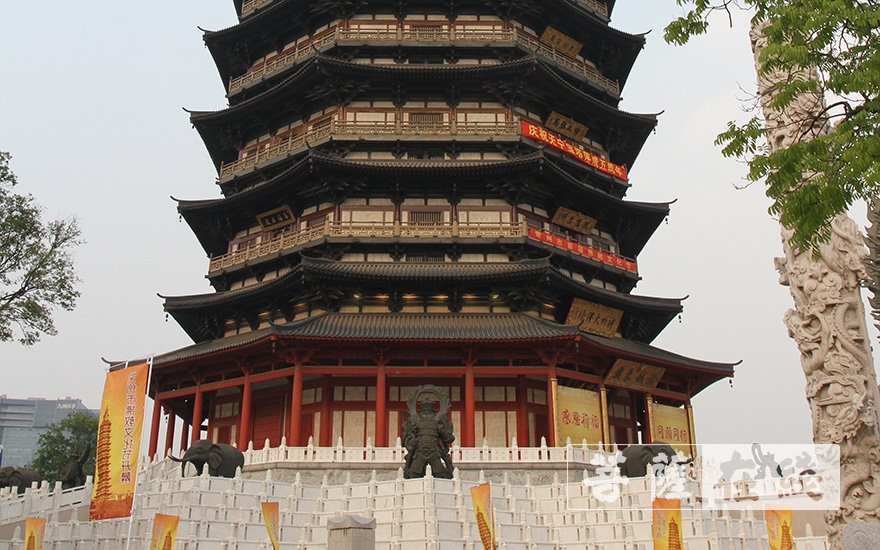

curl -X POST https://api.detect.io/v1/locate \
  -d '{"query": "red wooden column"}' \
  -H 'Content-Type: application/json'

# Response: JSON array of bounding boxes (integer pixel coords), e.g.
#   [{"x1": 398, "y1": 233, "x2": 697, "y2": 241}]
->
[
  {"x1": 180, "y1": 418, "x2": 190, "y2": 450},
  {"x1": 516, "y1": 375, "x2": 529, "y2": 446},
  {"x1": 237, "y1": 369, "x2": 253, "y2": 450},
  {"x1": 164, "y1": 408, "x2": 176, "y2": 458},
  {"x1": 546, "y1": 362, "x2": 557, "y2": 447},
  {"x1": 190, "y1": 382, "x2": 203, "y2": 445},
  {"x1": 148, "y1": 393, "x2": 162, "y2": 458},
  {"x1": 375, "y1": 360, "x2": 387, "y2": 446},
  {"x1": 463, "y1": 359, "x2": 475, "y2": 447},
  {"x1": 320, "y1": 375, "x2": 333, "y2": 446},
  {"x1": 288, "y1": 361, "x2": 304, "y2": 446}
]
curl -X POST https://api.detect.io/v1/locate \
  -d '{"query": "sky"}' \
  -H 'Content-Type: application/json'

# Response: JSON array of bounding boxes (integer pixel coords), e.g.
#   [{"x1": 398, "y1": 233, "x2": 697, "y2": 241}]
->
[{"x1": 1, "y1": 1, "x2": 876, "y2": 447}]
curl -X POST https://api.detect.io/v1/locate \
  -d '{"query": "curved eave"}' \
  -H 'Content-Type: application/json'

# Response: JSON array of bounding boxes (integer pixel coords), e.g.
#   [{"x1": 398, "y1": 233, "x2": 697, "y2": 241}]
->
[
  {"x1": 207, "y1": 0, "x2": 639, "y2": 88},
  {"x1": 190, "y1": 56, "x2": 656, "y2": 171},
  {"x1": 549, "y1": 268, "x2": 684, "y2": 330},
  {"x1": 578, "y1": 331, "x2": 737, "y2": 395},
  {"x1": 301, "y1": 256, "x2": 553, "y2": 284},
  {"x1": 176, "y1": 149, "x2": 669, "y2": 258},
  {"x1": 540, "y1": 159, "x2": 668, "y2": 257},
  {"x1": 205, "y1": 0, "x2": 316, "y2": 86},
  {"x1": 154, "y1": 312, "x2": 581, "y2": 366}
]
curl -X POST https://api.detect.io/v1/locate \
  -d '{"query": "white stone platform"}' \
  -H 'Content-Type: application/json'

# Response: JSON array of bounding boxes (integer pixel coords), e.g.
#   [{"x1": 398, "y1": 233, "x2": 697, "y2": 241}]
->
[{"x1": 0, "y1": 442, "x2": 829, "y2": 550}]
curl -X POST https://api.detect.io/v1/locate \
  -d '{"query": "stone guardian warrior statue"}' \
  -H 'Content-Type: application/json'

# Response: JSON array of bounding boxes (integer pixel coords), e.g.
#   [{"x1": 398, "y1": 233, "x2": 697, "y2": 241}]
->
[
  {"x1": 751, "y1": 21, "x2": 880, "y2": 547},
  {"x1": 402, "y1": 385, "x2": 455, "y2": 479}
]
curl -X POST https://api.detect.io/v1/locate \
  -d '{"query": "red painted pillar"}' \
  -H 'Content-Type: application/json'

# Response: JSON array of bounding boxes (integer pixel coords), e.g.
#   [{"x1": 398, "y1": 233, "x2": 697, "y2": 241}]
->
[
  {"x1": 238, "y1": 370, "x2": 253, "y2": 450},
  {"x1": 375, "y1": 362, "x2": 387, "y2": 446},
  {"x1": 288, "y1": 361, "x2": 304, "y2": 446},
  {"x1": 164, "y1": 408, "x2": 176, "y2": 458},
  {"x1": 516, "y1": 375, "x2": 529, "y2": 446},
  {"x1": 547, "y1": 362, "x2": 557, "y2": 447},
  {"x1": 464, "y1": 361, "x2": 475, "y2": 447},
  {"x1": 180, "y1": 418, "x2": 190, "y2": 451},
  {"x1": 148, "y1": 395, "x2": 161, "y2": 459},
  {"x1": 190, "y1": 384, "x2": 203, "y2": 445},
  {"x1": 320, "y1": 375, "x2": 332, "y2": 446}
]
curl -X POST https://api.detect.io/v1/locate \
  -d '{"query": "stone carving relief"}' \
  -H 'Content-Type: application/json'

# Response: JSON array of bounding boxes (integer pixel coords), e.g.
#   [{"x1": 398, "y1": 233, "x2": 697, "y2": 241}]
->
[{"x1": 752, "y1": 21, "x2": 880, "y2": 547}]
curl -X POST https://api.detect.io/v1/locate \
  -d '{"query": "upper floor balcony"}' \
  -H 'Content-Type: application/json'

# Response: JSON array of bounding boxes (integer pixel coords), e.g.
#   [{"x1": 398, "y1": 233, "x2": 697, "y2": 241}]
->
[
  {"x1": 227, "y1": 24, "x2": 619, "y2": 97},
  {"x1": 217, "y1": 117, "x2": 522, "y2": 179},
  {"x1": 207, "y1": 220, "x2": 637, "y2": 277}
]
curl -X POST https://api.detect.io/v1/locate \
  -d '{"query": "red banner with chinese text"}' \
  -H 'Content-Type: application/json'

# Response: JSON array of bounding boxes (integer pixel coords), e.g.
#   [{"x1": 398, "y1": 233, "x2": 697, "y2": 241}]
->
[
  {"x1": 90, "y1": 362, "x2": 149, "y2": 520},
  {"x1": 528, "y1": 228, "x2": 637, "y2": 273},
  {"x1": 521, "y1": 120, "x2": 627, "y2": 181}
]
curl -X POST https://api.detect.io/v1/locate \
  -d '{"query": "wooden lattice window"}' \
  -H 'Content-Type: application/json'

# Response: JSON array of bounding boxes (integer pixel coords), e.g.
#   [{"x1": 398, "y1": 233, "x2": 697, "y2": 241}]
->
[
  {"x1": 406, "y1": 252, "x2": 445, "y2": 262},
  {"x1": 409, "y1": 211, "x2": 442, "y2": 225}
]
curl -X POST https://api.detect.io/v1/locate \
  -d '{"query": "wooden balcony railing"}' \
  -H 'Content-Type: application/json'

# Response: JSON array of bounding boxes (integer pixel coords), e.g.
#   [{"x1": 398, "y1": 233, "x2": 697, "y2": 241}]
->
[
  {"x1": 208, "y1": 220, "x2": 637, "y2": 276},
  {"x1": 228, "y1": 26, "x2": 618, "y2": 96},
  {"x1": 208, "y1": 220, "x2": 528, "y2": 272},
  {"x1": 512, "y1": 32, "x2": 618, "y2": 95},
  {"x1": 218, "y1": 118, "x2": 520, "y2": 179}
]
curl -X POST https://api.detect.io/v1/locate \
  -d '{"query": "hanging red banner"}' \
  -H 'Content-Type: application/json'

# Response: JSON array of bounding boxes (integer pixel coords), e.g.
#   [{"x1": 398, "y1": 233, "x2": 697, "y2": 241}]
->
[
  {"x1": 528, "y1": 227, "x2": 637, "y2": 273},
  {"x1": 521, "y1": 120, "x2": 627, "y2": 181}
]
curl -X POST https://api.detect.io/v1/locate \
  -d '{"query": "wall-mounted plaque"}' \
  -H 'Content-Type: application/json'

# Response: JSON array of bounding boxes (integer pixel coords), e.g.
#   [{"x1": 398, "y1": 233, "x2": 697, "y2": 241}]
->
[
  {"x1": 604, "y1": 359, "x2": 665, "y2": 392},
  {"x1": 552, "y1": 206, "x2": 597, "y2": 236},
  {"x1": 565, "y1": 297, "x2": 623, "y2": 338},
  {"x1": 545, "y1": 111, "x2": 588, "y2": 143},
  {"x1": 539, "y1": 27, "x2": 583, "y2": 58},
  {"x1": 257, "y1": 205, "x2": 295, "y2": 230}
]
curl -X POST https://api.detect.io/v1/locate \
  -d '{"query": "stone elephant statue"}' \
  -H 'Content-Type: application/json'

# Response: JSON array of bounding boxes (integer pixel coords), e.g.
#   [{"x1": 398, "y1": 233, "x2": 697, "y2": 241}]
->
[
  {"x1": 619, "y1": 443, "x2": 689, "y2": 478},
  {"x1": 0, "y1": 466, "x2": 42, "y2": 494},
  {"x1": 169, "y1": 439, "x2": 244, "y2": 478}
]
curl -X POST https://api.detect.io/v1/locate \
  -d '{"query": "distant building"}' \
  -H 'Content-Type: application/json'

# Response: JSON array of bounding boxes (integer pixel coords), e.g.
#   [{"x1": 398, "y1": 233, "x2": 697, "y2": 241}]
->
[{"x1": 0, "y1": 396, "x2": 98, "y2": 467}]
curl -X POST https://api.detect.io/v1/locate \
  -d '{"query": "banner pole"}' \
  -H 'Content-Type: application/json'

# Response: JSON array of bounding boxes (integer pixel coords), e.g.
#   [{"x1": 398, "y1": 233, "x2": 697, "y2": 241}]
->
[{"x1": 124, "y1": 355, "x2": 154, "y2": 550}]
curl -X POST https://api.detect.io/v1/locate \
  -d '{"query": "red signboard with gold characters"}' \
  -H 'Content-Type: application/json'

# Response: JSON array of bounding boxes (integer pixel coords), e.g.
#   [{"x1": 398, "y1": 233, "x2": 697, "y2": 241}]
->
[
  {"x1": 528, "y1": 228, "x2": 637, "y2": 273},
  {"x1": 521, "y1": 120, "x2": 627, "y2": 181}
]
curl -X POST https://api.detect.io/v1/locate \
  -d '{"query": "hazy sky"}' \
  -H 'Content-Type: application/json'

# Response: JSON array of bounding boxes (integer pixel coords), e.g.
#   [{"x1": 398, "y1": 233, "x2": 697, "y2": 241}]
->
[{"x1": 1, "y1": 1, "x2": 875, "y2": 446}]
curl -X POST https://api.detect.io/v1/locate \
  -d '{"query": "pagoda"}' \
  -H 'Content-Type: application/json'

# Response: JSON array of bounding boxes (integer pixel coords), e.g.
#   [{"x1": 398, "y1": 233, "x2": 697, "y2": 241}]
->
[{"x1": 145, "y1": 0, "x2": 735, "y2": 458}]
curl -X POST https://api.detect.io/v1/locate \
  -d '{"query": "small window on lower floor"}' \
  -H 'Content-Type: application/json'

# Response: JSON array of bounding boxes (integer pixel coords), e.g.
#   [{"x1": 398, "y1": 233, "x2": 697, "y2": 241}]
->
[{"x1": 406, "y1": 253, "x2": 445, "y2": 262}]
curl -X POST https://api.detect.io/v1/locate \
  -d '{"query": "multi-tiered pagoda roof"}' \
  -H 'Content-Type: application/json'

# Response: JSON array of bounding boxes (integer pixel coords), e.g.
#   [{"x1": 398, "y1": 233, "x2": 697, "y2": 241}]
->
[{"x1": 144, "y1": 0, "x2": 734, "y2": 458}]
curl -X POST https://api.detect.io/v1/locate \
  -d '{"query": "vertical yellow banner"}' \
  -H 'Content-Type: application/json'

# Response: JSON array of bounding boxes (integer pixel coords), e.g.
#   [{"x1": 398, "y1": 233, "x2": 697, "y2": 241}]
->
[
  {"x1": 90, "y1": 361, "x2": 149, "y2": 520},
  {"x1": 261, "y1": 501, "x2": 280, "y2": 550},
  {"x1": 766, "y1": 506, "x2": 794, "y2": 550},
  {"x1": 470, "y1": 482, "x2": 496, "y2": 550},
  {"x1": 652, "y1": 498, "x2": 683, "y2": 550},
  {"x1": 24, "y1": 517, "x2": 46, "y2": 550},
  {"x1": 150, "y1": 513, "x2": 180, "y2": 550},
  {"x1": 555, "y1": 385, "x2": 603, "y2": 446}
]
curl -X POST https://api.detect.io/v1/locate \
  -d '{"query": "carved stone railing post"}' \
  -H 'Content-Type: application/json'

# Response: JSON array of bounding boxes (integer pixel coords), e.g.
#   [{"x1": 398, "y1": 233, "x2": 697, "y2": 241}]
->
[{"x1": 751, "y1": 22, "x2": 880, "y2": 549}]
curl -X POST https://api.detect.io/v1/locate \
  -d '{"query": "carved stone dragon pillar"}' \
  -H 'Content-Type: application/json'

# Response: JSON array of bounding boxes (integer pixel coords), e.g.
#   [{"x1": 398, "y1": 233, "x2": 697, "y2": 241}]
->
[{"x1": 751, "y1": 23, "x2": 880, "y2": 547}]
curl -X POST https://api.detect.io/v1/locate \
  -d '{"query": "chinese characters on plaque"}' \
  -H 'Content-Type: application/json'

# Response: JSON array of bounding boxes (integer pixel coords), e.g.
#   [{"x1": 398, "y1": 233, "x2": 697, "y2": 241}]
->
[
  {"x1": 552, "y1": 206, "x2": 597, "y2": 236},
  {"x1": 545, "y1": 111, "x2": 589, "y2": 143},
  {"x1": 539, "y1": 27, "x2": 583, "y2": 58},
  {"x1": 257, "y1": 205, "x2": 296, "y2": 231},
  {"x1": 604, "y1": 359, "x2": 664, "y2": 392},
  {"x1": 565, "y1": 298, "x2": 623, "y2": 338}
]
